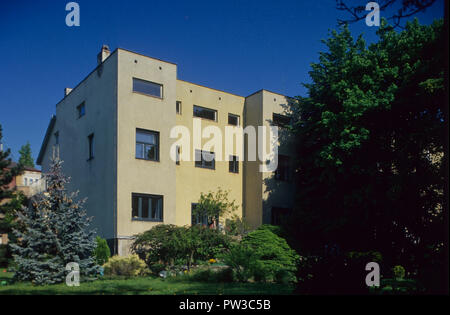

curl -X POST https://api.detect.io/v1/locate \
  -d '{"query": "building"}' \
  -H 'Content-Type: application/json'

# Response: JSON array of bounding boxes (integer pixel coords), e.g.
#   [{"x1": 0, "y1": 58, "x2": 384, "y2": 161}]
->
[{"x1": 36, "y1": 45, "x2": 296, "y2": 255}]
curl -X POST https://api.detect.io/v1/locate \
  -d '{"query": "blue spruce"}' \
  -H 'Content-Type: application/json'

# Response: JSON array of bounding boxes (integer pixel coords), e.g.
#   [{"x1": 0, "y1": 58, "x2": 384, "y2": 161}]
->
[{"x1": 10, "y1": 157, "x2": 100, "y2": 285}]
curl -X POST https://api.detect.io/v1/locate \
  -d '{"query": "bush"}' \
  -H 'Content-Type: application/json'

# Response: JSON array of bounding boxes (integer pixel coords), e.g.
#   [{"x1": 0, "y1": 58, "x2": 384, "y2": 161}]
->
[
  {"x1": 93, "y1": 236, "x2": 111, "y2": 265},
  {"x1": 225, "y1": 215, "x2": 251, "y2": 237},
  {"x1": 0, "y1": 244, "x2": 12, "y2": 268},
  {"x1": 393, "y1": 265, "x2": 406, "y2": 280},
  {"x1": 103, "y1": 255, "x2": 148, "y2": 278},
  {"x1": 220, "y1": 244, "x2": 260, "y2": 282},
  {"x1": 132, "y1": 224, "x2": 231, "y2": 270},
  {"x1": 240, "y1": 226, "x2": 300, "y2": 282}
]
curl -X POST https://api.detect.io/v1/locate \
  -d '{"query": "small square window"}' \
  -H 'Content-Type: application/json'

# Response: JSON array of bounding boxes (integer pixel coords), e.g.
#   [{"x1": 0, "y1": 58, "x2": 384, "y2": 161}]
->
[
  {"x1": 195, "y1": 149, "x2": 215, "y2": 170},
  {"x1": 228, "y1": 114, "x2": 240, "y2": 126}
]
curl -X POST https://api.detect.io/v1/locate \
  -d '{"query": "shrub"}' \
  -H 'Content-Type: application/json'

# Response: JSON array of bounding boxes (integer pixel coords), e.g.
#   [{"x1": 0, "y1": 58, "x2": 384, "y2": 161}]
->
[
  {"x1": 241, "y1": 226, "x2": 300, "y2": 282},
  {"x1": 393, "y1": 265, "x2": 406, "y2": 280},
  {"x1": 93, "y1": 236, "x2": 111, "y2": 265},
  {"x1": 103, "y1": 255, "x2": 148, "y2": 278},
  {"x1": 221, "y1": 244, "x2": 260, "y2": 282},
  {"x1": 132, "y1": 224, "x2": 231, "y2": 270}
]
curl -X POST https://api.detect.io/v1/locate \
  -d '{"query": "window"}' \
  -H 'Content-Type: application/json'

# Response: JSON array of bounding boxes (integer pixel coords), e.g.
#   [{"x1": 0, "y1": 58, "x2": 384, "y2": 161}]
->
[
  {"x1": 228, "y1": 114, "x2": 240, "y2": 126},
  {"x1": 24, "y1": 178, "x2": 28, "y2": 186},
  {"x1": 132, "y1": 193, "x2": 163, "y2": 221},
  {"x1": 29, "y1": 178, "x2": 33, "y2": 185},
  {"x1": 135, "y1": 129, "x2": 159, "y2": 161},
  {"x1": 272, "y1": 113, "x2": 291, "y2": 128},
  {"x1": 193, "y1": 105, "x2": 217, "y2": 121},
  {"x1": 195, "y1": 149, "x2": 215, "y2": 170},
  {"x1": 274, "y1": 155, "x2": 290, "y2": 181},
  {"x1": 88, "y1": 133, "x2": 94, "y2": 160},
  {"x1": 176, "y1": 101, "x2": 182, "y2": 115},
  {"x1": 229, "y1": 155, "x2": 239, "y2": 173},
  {"x1": 271, "y1": 207, "x2": 291, "y2": 226},
  {"x1": 77, "y1": 102, "x2": 85, "y2": 118},
  {"x1": 54, "y1": 132, "x2": 59, "y2": 145},
  {"x1": 191, "y1": 203, "x2": 208, "y2": 226},
  {"x1": 133, "y1": 78, "x2": 163, "y2": 98},
  {"x1": 176, "y1": 145, "x2": 181, "y2": 165}
]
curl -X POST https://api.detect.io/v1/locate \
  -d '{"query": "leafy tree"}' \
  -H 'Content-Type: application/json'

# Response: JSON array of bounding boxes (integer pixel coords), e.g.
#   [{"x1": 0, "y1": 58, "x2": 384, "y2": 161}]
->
[
  {"x1": 10, "y1": 157, "x2": 100, "y2": 284},
  {"x1": 289, "y1": 19, "x2": 446, "y2": 292},
  {"x1": 18, "y1": 142, "x2": 34, "y2": 168},
  {"x1": 193, "y1": 188, "x2": 238, "y2": 228}
]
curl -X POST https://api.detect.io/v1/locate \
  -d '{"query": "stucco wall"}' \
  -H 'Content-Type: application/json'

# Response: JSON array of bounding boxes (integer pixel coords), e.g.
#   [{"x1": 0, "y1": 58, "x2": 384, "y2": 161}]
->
[{"x1": 40, "y1": 51, "x2": 118, "y2": 240}]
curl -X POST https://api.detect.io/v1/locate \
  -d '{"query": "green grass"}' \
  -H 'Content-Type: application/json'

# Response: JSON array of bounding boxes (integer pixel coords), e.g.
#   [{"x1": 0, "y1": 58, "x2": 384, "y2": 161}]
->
[{"x1": 0, "y1": 272, "x2": 293, "y2": 295}]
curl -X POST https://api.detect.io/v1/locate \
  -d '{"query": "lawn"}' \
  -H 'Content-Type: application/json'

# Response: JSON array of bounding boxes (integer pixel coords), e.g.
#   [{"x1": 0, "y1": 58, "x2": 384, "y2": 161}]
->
[{"x1": 0, "y1": 272, "x2": 294, "y2": 295}]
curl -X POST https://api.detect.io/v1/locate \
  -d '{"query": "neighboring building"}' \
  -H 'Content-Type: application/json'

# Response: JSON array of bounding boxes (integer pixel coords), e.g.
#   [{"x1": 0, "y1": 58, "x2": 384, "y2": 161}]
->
[{"x1": 36, "y1": 45, "x2": 296, "y2": 255}]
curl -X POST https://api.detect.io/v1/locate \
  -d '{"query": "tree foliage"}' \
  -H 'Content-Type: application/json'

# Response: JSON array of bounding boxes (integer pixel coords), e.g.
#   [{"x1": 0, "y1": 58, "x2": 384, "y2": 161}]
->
[
  {"x1": 10, "y1": 158, "x2": 100, "y2": 285},
  {"x1": 193, "y1": 188, "x2": 238, "y2": 227},
  {"x1": 18, "y1": 142, "x2": 34, "y2": 168},
  {"x1": 289, "y1": 19, "x2": 446, "y2": 292}
]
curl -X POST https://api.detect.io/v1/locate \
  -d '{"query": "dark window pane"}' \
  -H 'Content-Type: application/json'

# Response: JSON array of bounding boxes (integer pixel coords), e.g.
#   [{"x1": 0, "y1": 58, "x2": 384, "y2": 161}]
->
[
  {"x1": 228, "y1": 114, "x2": 239, "y2": 126},
  {"x1": 273, "y1": 113, "x2": 291, "y2": 128},
  {"x1": 193, "y1": 105, "x2": 216, "y2": 121},
  {"x1": 133, "y1": 78, "x2": 162, "y2": 98},
  {"x1": 135, "y1": 143, "x2": 144, "y2": 159},
  {"x1": 176, "y1": 101, "x2": 182, "y2": 114},
  {"x1": 132, "y1": 195, "x2": 139, "y2": 218},
  {"x1": 142, "y1": 197, "x2": 149, "y2": 218}
]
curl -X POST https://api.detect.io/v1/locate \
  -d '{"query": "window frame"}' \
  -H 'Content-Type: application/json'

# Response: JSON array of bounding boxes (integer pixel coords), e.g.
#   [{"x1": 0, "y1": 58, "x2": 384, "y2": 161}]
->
[
  {"x1": 272, "y1": 113, "x2": 291, "y2": 128},
  {"x1": 195, "y1": 149, "x2": 216, "y2": 170},
  {"x1": 132, "y1": 77, "x2": 163, "y2": 99},
  {"x1": 135, "y1": 129, "x2": 160, "y2": 162},
  {"x1": 77, "y1": 102, "x2": 86, "y2": 118},
  {"x1": 229, "y1": 155, "x2": 239, "y2": 173},
  {"x1": 228, "y1": 113, "x2": 240, "y2": 126},
  {"x1": 131, "y1": 193, "x2": 164, "y2": 222},
  {"x1": 193, "y1": 105, "x2": 217, "y2": 122}
]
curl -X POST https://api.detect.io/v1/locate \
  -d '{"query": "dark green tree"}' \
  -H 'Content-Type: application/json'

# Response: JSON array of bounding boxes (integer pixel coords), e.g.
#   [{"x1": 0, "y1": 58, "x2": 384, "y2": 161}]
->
[
  {"x1": 18, "y1": 142, "x2": 34, "y2": 168},
  {"x1": 289, "y1": 19, "x2": 446, "y2": 293},
  {"x1": 10, "y1": 157, "x2": 100, "y2": 284}
]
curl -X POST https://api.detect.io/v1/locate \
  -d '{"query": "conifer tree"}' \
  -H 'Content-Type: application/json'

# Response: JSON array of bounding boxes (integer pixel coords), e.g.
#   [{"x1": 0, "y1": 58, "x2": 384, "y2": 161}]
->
[
  {"x1": 18, "y1": 142, "x2": 34, "y2": 168},
  {"x1": 11, "y1": 157, "x2": 100, "y2": 285}
]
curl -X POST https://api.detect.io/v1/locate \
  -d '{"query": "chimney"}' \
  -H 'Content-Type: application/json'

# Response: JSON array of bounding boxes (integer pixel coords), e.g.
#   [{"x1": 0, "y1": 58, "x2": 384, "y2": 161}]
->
[
  {"x1": 97, "y1": 44, "x2": 111, "y2": 65},
  {"x1": 64, "y1": 88, "x2": 72, "y2": 96}
]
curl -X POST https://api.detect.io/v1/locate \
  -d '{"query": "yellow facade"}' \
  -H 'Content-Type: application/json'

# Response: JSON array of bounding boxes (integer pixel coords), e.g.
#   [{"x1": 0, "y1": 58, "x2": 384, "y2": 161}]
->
[{"x1": 37, "y1": 46, "x2": 295, "y2": 255}]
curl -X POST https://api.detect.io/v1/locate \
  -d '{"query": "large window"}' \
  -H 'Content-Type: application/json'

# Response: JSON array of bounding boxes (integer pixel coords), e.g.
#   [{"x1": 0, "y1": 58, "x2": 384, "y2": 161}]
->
[
  {"x1": 132, "y1": 193, "x2": 163, "y2": 221},
  {"x1": 195, "y1": 149, "x2": 215, "y2": 170},
  {"x1": 193, "y1": 105, "x2": 217, "y2": 121},
  {"x1": 228, "y1": 114, "x2": 240, "y2": 126},
  {"x1": 229, "y1": 155, "x2": 239, "y2": 173},
  {"x1": 274, "y1": 155, "x2": 290, "y2": 181},
  {"x1": 136, "y1": 129, "x2": 159, "y2": 161},
  {"x1": 272, "y1": 113, "x2": 291, "y2": 128},
  {"x1": 133, "y1": 78, "x2": 163, "y2": 98},
  {"x1": 88, "y1": 133, "x2": 94, "y2": 160}
]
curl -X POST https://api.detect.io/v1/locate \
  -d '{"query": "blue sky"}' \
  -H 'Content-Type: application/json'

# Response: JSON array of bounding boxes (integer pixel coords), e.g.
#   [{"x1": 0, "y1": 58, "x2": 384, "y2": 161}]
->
[{"x1": 0, "y1": 0, "x2": 444, "y2": 166}]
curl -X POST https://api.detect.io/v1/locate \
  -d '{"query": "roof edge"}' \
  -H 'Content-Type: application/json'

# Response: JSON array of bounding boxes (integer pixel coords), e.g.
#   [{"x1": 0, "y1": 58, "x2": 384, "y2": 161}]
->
[{"x1": 36, "y1": 115, "x2": 56, "y2": 165}]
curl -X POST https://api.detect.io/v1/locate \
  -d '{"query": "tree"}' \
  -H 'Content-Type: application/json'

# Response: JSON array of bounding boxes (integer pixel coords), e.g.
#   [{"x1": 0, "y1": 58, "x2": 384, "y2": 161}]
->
[
  {"x1": 289, "y1": 19, "x2": 446, "y2": 293},
  {"x1": 18, "y1": 142, "x2": 34, "y2": 168},
  {"x1": 336, "y1": 0, "x2": 439, "y2": 28},
  {"x1": 0, "y1": 124, "x2": 24, "y2": 266},
  {"x1": 10, "y1": 157, "x2": 100, "y2": 285},
  {"x1": 193, "y1": 188, "x2": 238, "y2": 228}
]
